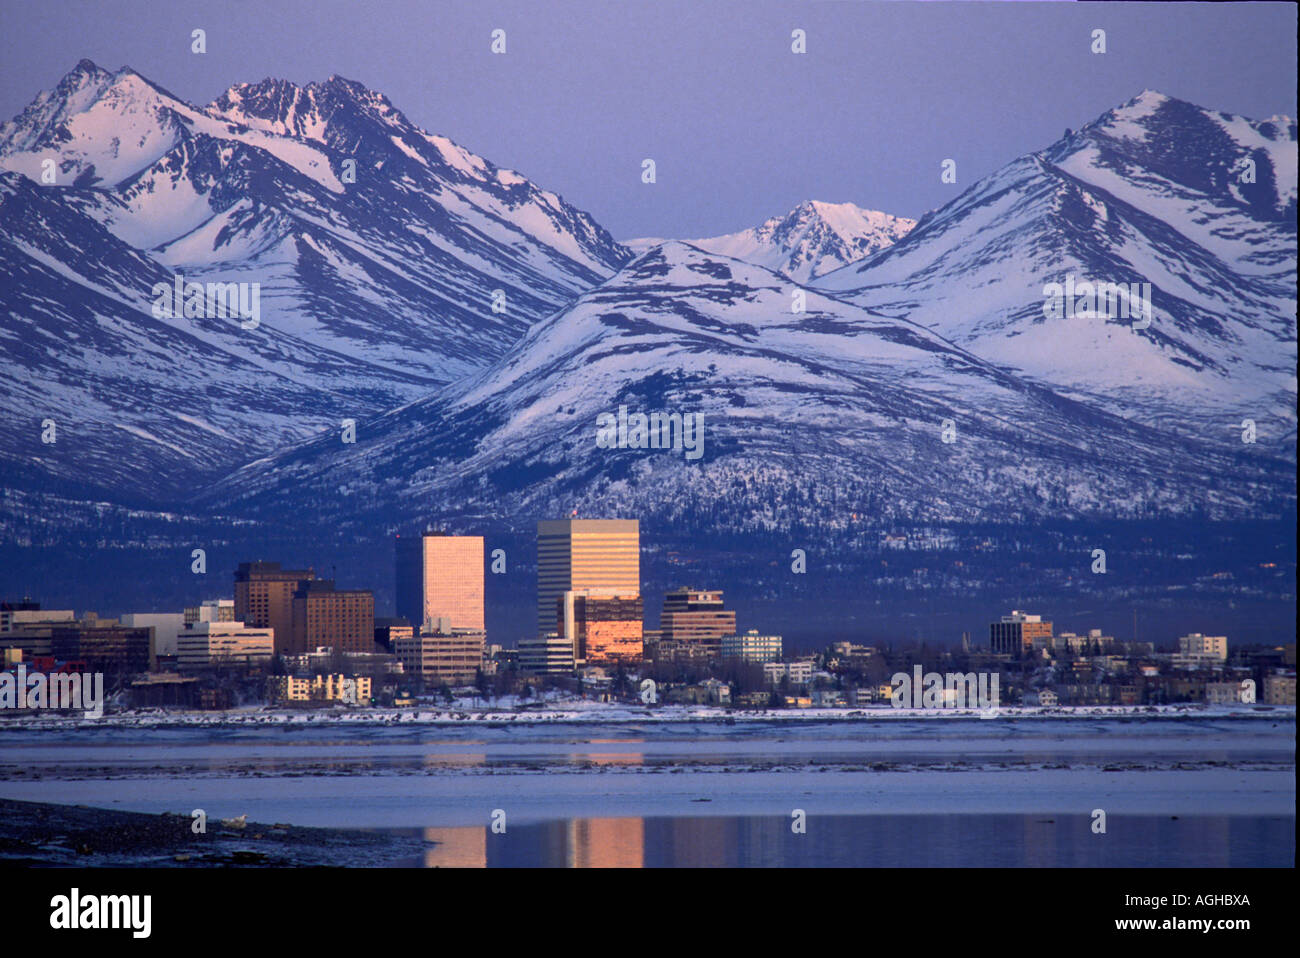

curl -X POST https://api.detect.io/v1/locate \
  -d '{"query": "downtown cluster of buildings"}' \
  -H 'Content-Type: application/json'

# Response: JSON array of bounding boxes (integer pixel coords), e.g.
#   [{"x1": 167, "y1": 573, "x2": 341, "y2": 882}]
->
[
  {"x1": 1, "y1": 523, "x2": 1295, "y2": 713},
  {"x1": 0, "y1": 518, "x2": 791, "y2": 710},
  {"x1": 408, "y1": 520, "x2": 783, "y2": 678}
]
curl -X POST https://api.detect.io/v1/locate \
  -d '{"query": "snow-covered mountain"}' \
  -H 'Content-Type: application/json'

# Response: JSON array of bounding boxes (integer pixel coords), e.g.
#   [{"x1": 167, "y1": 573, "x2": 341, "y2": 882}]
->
[
  {"x1": 689, "y1": 200, "x2": 915, "y2": 281},
  {"x1": 201, "y1": 243, "x2": 1292, "y2": 533},
  {"x1": 814, "y1": 91, "x2": 1297, "y2": 457},
  {"x1": 621, "y1": 237, "x2": 668, "y2": 254},
  {"x1": 3, "y1": 72, "x2": 1292, "y2": 534},
  {"x1": 0, "y1": 60, "x2": 631, "y2": 498}
]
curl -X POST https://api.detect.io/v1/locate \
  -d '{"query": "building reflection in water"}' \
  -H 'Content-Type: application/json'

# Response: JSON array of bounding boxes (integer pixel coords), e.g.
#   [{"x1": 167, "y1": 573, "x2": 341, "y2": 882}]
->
[
  {"x1": 419, "y1": 818, "x2": 644, "y2": 867},
  {"x1": 571, "y1": 739, "x2": 645, "y2": 767},
  {"x1": 567, "y1": 817, "x2": 644, "y2": 867},
  {"x1": 421, "y1": 826, "x2": 487, "y2": 867},
  {"x1": 416, "y1": 814, "x2": 1276, "y2": 867},
  {"x1": 421, "y1": 752, "x2": 486, "y2": 769}
]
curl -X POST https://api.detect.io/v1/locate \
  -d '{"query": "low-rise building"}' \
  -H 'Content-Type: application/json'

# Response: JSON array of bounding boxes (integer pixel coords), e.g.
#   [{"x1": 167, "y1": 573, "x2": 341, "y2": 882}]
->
[
  {"x1": 788, "y1": 661, "x2": 814, "y2": 685},
  {"x1": 176, "y1": 621, "x2": 274, "y2": 670},
  {"x1": 1, "y1": 602, "x2": 74, "y2": 633},
  {"x1": 518, "y1": 633, "x2": 574, "y2": 676},
  {"x1": 374, "y1": 618, "x2": 414, "y2": 651},
  {"x1": 121, "y1": 612, "x2": 186, "y2": 660},
  {"x1": 1205, "y1": 681, "x2": 1245, "y2": 705},
  {"x1": 184, "y1": 599, "x2": 235, "y2": 625},
  {"x1": 847, "y1": 687, "x2": 880, "y2": 706},
  {"x1": 1159, "y1": 676, "x2": 1207, "y2": 702},
  {"x1": 666, "y1": 680, "x2": 731, "y2": 706},
  {"x1": 1172, "y1": 633, "x2": 1229, "y2": 669},
  {"x1": 51, "y1": 615, "x2": 152, "y2": 674},
  {"x1": 1052, "y1": 630, "x2": 1115, "y2": 655},
  {"x1": 721, "y1": 630, "x2": 783, "y2": 663},
  {"x1": 1090, "y1": 655, "x2": 1128, "y2": 673},
  {"x1": 267, "y1": 673, "x2": 372, "y2": 705},
  {"x1": 763, "y1": 659, "x2": 815, "y2": 686},
  {"x1": 0, "y1": 627, "x2": 55, "y2": 661},
  {"x1": 393, "y1": 629, "x2": 485, "y2": 685},
  {"x1": 1264, "y1": 673, "x2": 1296, "y2": 706},
  {"x1": 128, "y1": 672, "x2": 199, "y2": 708},
  {"x1": 1056, "y1": 683, "x2": 1117, "y2": 705}
]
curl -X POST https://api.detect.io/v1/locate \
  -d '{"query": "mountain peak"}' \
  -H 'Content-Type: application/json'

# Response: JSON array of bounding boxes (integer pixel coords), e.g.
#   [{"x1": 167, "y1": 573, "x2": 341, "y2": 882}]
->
[
  {"x1": 1060, "y1": 89, "x2": 1298, "y2": 216},
  {"x1": 207, "y1": 72, "x2": 405, "y2": 143},
  {"x1": 690, "y1": 200, "x2": 915, "y2": 282},
  {"x1": 70, "y1": 58, "x2": 110, "y2": 79},
  {"x1": 1130, "y1": 88, "x2": 1172, "y2": 107},
  {"x1": 60, "y1": 58, "x2": 149, "y2": 88},
  {"x1": 0, "y1": 59, "x2": 128, "y2": 158}
]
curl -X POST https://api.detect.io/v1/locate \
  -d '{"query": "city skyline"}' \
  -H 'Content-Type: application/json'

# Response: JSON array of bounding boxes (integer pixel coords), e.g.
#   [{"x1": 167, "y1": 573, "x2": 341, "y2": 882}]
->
[
  {"x1": 1, "y1": 43, "x2": 1293, "y2": 651},
  {"x1": 0, "y1": 0, "x2": 1294, "y2": 902},
  {"x1": 2, "y1": 513, "x2": 1290, "y2": 664}
]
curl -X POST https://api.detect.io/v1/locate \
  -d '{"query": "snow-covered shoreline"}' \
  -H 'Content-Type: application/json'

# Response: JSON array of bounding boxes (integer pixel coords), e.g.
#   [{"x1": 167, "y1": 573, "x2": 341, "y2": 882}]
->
[{"x1": 1, "y1": 701, "x2": 1292, "y2": 731}]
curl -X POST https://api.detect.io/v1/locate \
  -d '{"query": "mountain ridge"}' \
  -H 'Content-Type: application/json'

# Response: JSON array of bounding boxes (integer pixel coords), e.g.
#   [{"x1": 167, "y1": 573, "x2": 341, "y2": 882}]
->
[
  {"x1": 813, "y1": 89, "x2": 1297, "y2": 457},
  {"x1": 687, "y1": 200, "x2": 916, "y2": 281},
  {"x1": 0, "y1": 59, "x2": 632, "y2": 500},
  {"x1": 0, "y1": 72, "x2": 1293, "y2": 534},
  {"x1": 200, "y1": 241, "x2": 1293, "y2": 536}
]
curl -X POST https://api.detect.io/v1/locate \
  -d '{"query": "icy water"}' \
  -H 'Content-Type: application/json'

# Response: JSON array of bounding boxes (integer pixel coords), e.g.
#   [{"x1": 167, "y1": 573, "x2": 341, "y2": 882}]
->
[
  {"x1": 395, "y1": 814, "x2": 1294, "y2": 867},
  {"x1": 1, "y1": 715, "x2": 1292, "y2": 866}
]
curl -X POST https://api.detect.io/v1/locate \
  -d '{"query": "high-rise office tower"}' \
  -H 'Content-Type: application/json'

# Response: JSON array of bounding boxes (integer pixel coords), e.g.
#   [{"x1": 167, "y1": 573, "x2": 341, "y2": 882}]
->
[
  {"x1": 234, "y1": 562, "x2": 315, "y2": 656},
  {"x1": 536, "y1": 519, "x2": 640, "y2": 642},
  {"x1": 559, "y1": 591, "x2": 643, "y2": 664},
  {"x1": 395, "y1": 533, "x2": 485, "y2": 632},
  {"x1": 989, "y1": 611, "x2": 1052, "y2": 657},
  {"x1": 290, "y1": 580, "x2": 375, "y2": 654},
  {"x1": 659, "y1": 588, "x2": 736, "y2": 658}
]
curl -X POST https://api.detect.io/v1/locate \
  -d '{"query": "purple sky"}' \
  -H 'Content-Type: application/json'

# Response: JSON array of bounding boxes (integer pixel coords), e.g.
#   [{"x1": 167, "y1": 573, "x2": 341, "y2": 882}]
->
[{"x1": 1, "y1": 0, "x2": 1295, "y2": 239}]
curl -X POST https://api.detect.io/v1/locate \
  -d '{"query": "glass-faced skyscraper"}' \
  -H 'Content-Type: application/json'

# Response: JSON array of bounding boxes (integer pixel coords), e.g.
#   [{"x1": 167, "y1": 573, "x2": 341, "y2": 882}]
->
[
  {"x1": 536, "y1": 519, "x2": 640, "y2": 641},
  {"x1": 395, "y1": 532, "x2": 485, "y2": 633}
]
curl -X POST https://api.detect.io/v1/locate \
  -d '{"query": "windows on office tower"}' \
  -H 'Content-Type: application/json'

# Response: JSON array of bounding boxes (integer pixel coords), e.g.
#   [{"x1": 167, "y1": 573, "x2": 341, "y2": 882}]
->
[
  {"x1": 536, "y1": 519, "x2": 640, "y2": 642},
  {"x1": 395, "y1": 532, "x2": 486, "y2": 633}
]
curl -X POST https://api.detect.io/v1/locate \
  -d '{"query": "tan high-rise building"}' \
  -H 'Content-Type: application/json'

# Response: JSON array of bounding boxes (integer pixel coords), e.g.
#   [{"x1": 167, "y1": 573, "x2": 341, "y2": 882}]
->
[
  {"x1": 395, "y1": 533, "x2": 485, "y2": 633},
  {"x1": 537, "y1": 519, "x2": 640, "y2": 642},
  {"x1": 234, "y1": 562, "x2": 315, "y2": 656}
]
